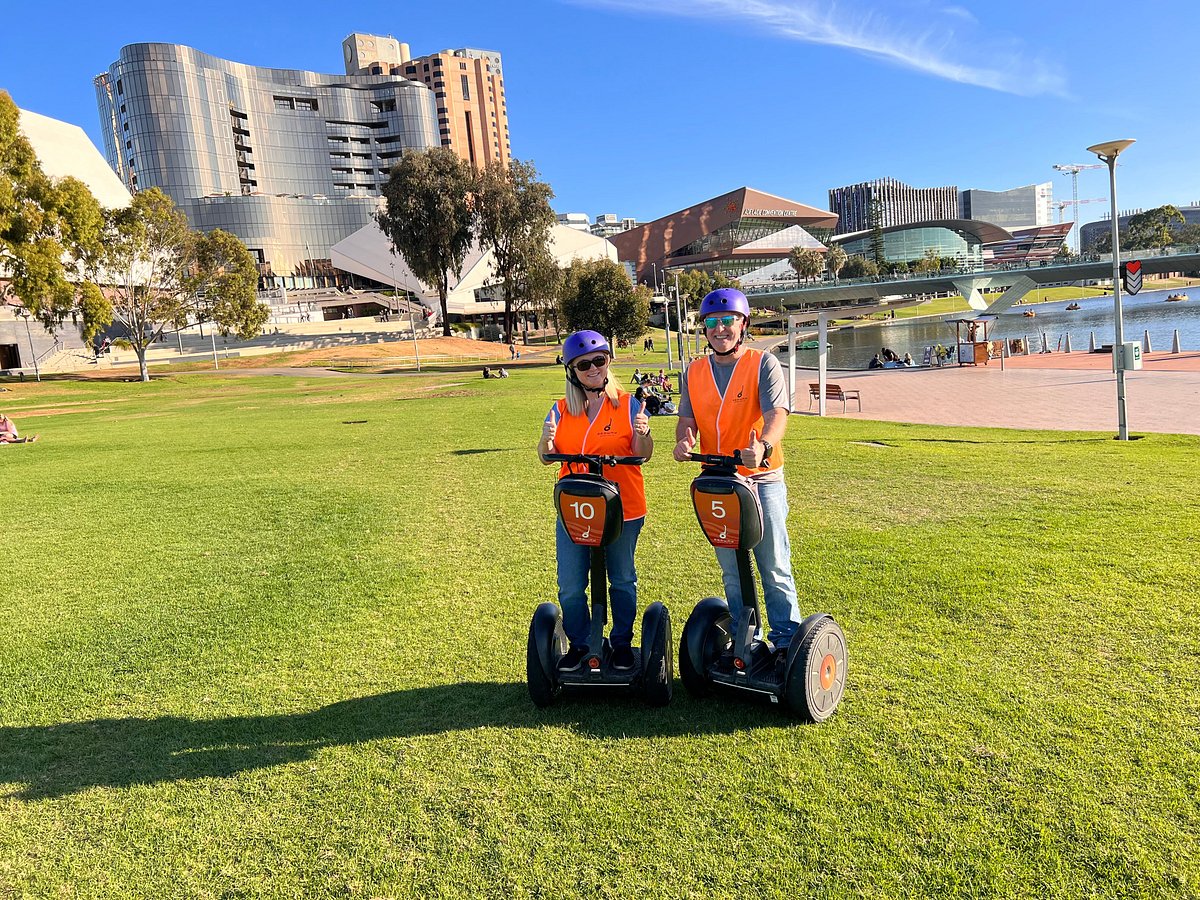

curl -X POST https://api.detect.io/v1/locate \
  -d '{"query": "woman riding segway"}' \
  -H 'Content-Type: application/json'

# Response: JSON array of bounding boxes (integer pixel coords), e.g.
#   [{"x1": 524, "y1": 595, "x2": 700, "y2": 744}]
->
[{"x1": 528, "y1": 330, "x2": 672, "y2": 706}]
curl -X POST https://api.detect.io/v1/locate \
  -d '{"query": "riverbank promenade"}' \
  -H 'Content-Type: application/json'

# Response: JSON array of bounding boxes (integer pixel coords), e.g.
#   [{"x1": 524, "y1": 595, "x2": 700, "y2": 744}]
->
[{"x1": 794, "y1": 351, "x2": 1200, "y2": 435}]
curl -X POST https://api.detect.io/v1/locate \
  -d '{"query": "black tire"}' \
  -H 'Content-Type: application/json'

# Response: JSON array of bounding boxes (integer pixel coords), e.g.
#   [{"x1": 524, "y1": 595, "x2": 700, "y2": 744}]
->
[
  {"x1": 785, "y1": 616, "x2": 847, "y2": 723},
  {"x1": 640, "y1": 603, "x2": 673, "y2": 707},
  {"x1": 678, "y1": 597, "x2": 731, "y2": 698},
  {"x1": 526, "y1": 603, "x2": 565, "y2": 708}
]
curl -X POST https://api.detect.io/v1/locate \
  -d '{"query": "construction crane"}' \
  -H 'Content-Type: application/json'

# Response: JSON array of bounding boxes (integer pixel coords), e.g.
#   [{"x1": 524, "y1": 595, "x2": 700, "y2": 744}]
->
[
  {"x1": 1054, "y1": 198, "x2": 1105, "y2": 223},
  {"x1": 1053, "y1": 162, "x2": 1107, "y2": 252}
]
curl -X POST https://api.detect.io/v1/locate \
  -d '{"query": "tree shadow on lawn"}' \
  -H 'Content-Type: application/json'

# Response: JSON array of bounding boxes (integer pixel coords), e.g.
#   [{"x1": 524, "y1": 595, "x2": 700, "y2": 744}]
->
[{"x1": 0, "y1": 681, "x2": 789, "y2": 800}]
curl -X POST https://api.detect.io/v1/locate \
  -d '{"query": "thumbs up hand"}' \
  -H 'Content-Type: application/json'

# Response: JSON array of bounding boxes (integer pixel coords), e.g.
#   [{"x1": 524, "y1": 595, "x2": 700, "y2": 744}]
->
[
  {"x1": 741, "y1": 428, "x2": 765, "y2": 468},
  {"x1": 541, "y1": 419, "x2": 557, "y2": 454},
  {"x1": 673, "y1": 426, "x2": 697, "y2": 462}
]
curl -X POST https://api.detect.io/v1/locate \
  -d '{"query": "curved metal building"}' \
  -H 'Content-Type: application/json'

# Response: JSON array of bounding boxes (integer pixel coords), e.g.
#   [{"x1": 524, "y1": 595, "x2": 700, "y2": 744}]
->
[{"x1": 95, "y1": 42, "x2": 440, "y2": 287}]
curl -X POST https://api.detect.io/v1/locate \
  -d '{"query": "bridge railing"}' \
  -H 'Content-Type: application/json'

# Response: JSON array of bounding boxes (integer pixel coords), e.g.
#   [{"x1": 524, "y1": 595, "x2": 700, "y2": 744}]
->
[{"x1": 747, "y1": 243, "x2": 1200, "y2": 297}]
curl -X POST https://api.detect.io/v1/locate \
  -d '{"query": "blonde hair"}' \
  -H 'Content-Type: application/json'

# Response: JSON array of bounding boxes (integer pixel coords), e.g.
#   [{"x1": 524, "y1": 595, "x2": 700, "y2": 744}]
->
[{"x1": 564, "y1": 365, "x2": 620, "y2": 417}]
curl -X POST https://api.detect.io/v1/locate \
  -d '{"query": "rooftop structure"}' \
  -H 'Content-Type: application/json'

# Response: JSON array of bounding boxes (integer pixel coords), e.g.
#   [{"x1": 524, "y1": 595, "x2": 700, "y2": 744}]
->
[{"x1": 608, "y1": 187, "x2": 838, "y2": 286}]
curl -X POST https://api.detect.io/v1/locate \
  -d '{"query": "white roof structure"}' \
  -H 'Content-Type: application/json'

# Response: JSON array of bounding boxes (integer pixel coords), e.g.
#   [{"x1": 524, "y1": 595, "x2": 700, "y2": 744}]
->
[
  {"x1": 18, "y1": 108, "x2": 131, "y2": 209},
  {"x1": 330, "y1": 221, "x2": 618, "y2": 316}
]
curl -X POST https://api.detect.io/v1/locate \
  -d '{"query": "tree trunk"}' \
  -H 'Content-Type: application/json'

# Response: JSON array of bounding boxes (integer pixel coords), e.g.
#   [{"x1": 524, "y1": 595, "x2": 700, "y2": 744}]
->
[
  {"x1": 136, "y1": 347, "x2": 150, "y2": 382},
  {"x1": 439, "y1": 274, "x2": 451, "y2": 337}
]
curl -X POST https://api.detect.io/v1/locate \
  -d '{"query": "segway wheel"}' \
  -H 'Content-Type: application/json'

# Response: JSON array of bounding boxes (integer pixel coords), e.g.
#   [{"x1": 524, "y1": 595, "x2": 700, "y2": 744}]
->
[
  {"x1": 786, "y1": 616, "x2": 847, "y2": 723},
  {"x1": 678, "y1": 597, "x2": 731, "y2": 698},
  {"x1": 527, "y1": 602, "x2": 567, "y2": 708},
  {"x1": 640, "y1": 602, "x2": 673, "y2": 707}
]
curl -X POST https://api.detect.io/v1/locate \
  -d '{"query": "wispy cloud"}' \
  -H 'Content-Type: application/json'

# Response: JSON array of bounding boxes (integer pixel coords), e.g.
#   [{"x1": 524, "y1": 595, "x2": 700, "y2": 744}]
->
[{"x1": 568, "y1": 0, "x2": 1067, "y2": 97}]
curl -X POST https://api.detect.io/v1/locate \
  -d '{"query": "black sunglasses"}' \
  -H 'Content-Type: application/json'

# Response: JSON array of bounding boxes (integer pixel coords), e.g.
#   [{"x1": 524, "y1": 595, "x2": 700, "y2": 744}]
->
[{"x1": 573, "y1": 355, "x2": 609, "y2": 372}]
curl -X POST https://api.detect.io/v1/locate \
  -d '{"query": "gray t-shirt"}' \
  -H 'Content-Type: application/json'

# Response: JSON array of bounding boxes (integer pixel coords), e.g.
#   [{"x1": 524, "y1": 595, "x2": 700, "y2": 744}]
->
[{"x1": 678, "y1": 350, "x2": 790, "y2": 481}]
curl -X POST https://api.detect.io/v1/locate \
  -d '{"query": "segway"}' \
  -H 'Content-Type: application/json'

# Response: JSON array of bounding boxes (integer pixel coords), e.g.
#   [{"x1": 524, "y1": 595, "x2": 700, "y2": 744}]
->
[
  {"x1": 678, "y1": 453, "x2": 846, "y2": 722},
  {"x1": 526, "y1": 453, "x2": 673, "y2": 708}
]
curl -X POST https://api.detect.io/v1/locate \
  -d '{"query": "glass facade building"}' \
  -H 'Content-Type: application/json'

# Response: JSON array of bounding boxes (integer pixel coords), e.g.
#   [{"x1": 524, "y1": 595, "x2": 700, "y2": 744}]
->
[
  {"x1": 960, "y1": 182, "x2": 1053, "y2": 230},
  {"x1": 95, "y1": 42, "x2": 440, "y2": 286},
  {"x1": 832, "y1": 220, "x2": 1013, "y2": 268}
]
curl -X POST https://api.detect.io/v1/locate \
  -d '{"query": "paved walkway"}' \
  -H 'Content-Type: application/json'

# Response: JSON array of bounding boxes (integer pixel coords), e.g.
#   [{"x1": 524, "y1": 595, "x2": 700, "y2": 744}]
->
[{"x1": 793, "y1": 352, "x2": 1200, "y2": 435}]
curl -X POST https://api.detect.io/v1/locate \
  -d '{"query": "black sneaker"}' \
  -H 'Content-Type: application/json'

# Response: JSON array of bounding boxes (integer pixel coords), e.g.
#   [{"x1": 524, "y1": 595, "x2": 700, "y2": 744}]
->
[
  {"x1": 611, "y1": 645, "x2": 636, "y2": 671},
  {"x1": 558, "y1": 645, "x2": 590, "y2": 672},
  {"x1": 773, "y1": 644, "x2": 791, "y2": 675}
]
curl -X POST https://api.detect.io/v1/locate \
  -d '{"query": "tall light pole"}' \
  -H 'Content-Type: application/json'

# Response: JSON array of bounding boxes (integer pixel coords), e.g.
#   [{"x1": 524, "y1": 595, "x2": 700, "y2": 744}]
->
[
  {"x1": 1086, "y1": 139, "x2": 1136, "y2": 440},
  {"x1": 19, "y1": 310, "x2": 41, "y2": 382},
  {"x1": 393, "y1": 261, "x2": 420, "y2": 372}
]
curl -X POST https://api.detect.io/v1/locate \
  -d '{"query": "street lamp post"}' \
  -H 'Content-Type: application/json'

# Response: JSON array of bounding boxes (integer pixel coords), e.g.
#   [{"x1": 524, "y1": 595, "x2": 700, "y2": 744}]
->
[
  {"x1": 20, "y1": 310, "x2": 41, "y2": 382},
  {"x1": 1086, "y1": 138, "x2": 1136, "y2": 440},
  {"x1": 393, "y1": 261, "x2": 421, "y2": 372}
]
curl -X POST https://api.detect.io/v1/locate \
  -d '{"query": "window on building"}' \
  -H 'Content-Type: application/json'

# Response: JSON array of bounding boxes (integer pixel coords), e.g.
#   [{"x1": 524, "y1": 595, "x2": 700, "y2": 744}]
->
[
  {"x1": 296, "y1": 98, "x2": 318, "y2": 111},
  {"x1": 274, "y1": 96, "x2": 295, "y2": 110},
  {"x1": 405, "y1": 65, "x2": 416, "y2": 74},
  {"x1": 461, "y1": 75, "x2": 471, "y2": 100},
  {"x1": 460, "y1": 62, "x2": 468, "y2": 70}
]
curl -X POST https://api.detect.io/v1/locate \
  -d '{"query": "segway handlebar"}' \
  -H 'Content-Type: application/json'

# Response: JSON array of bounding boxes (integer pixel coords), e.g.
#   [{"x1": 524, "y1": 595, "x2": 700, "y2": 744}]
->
[
  {"x1": 686, "y1": 451, "x2": 746, "y2": 470},
  {"x1": 543, "y1": 452, "x2": 646, "y2": 473}
]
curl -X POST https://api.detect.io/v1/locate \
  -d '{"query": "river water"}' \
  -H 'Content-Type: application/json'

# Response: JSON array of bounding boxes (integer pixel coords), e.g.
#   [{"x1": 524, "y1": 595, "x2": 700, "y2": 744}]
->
[{"x1": 788, "y1": 287, "x2": 1200, "y2": 370}]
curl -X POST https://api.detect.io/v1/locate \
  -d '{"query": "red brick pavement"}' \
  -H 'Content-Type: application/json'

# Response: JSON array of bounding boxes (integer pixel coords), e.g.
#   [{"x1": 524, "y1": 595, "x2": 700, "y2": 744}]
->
[{"x1": 792, "y1": 353, "x2": 1200, "y2": 435}]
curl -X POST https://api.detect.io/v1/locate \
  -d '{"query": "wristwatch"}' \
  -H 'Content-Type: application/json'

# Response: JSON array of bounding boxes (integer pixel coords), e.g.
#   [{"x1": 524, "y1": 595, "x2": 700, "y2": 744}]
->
[{"x1": 760, "y1": 439, "x2": 774, "y2": 461}]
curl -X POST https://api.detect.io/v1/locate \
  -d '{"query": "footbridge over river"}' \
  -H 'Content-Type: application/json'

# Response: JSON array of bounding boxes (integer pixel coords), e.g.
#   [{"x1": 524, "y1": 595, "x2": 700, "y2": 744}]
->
[{"x1": 748, "y1": 245, "x2": 1200, "y2": 317}]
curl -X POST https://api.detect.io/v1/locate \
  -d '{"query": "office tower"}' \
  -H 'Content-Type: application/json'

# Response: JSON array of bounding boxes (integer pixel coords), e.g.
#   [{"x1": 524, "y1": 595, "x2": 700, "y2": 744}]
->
[
  {"x1": 960, "y1": 182, "x2": 1053, "y2": 229},
  {"x1": 95, "y1": 42, "x2": 440, "y2": 287},
  {"x1": 827, "y1": 178, "x2": 958, "y2": 235},
  {"x1": 345, "y1": 33, "x2": 509, "y2": 167}
]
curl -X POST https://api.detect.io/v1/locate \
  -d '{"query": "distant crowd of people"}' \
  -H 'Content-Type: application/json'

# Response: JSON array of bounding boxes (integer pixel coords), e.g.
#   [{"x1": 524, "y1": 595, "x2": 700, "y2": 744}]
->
[{"x1": 869, "y1": 346, "x2": 915, "y2": 369}]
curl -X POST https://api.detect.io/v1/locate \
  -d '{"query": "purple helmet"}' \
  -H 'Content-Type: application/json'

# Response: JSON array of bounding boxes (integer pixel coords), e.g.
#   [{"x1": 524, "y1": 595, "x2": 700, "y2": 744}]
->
[
  {"x1": 700, "y1": 288, "x2": 750, "y2": 319},
  {"x1": 563, "y1": 330, "x2": 611, "y2": 364}
]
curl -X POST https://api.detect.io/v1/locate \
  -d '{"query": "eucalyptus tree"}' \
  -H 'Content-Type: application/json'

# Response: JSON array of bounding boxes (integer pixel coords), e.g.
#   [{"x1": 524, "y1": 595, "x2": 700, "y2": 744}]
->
[{"x1": 377, "y1": 148, "x2": 476, "y2": 337}]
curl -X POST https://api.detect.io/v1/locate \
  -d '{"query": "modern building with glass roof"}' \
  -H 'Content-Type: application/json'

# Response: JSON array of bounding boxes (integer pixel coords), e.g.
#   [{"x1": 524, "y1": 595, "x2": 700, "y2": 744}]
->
[{"x1": 831, "y1": 219, "x2": 1012, "y2": 268}]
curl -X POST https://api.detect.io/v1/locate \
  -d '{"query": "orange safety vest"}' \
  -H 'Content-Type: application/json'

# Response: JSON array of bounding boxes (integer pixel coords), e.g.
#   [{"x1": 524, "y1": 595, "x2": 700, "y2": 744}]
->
[
  {"x1": 550, "y1": 392, "x2": 647, "y2": 520},
  {"x1": 686, "y1": 349, "x2": 784, "y2": 478}
]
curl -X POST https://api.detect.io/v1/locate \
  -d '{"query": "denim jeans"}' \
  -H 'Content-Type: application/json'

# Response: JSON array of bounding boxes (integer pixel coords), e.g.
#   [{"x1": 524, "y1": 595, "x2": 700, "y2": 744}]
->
[
  {"x1": 714, "y1": 480, "x2": 802, "y2": 649},
  {"x1": 556, "y1": 516, "x2": 643, "y2": 650}
]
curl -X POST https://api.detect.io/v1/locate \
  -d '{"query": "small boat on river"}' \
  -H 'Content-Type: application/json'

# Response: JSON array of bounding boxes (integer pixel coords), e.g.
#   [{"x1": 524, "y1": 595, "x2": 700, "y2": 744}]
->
[
  {"x1": 1022, "y1": 310, "x2": 1037, "y2": 317},
  {"x1": 1066, "y1": 303, "x2": 1081, "y2": 311},
  {"x1": 1166, "y1": 293, "x2": 1188, "y2": 302}
]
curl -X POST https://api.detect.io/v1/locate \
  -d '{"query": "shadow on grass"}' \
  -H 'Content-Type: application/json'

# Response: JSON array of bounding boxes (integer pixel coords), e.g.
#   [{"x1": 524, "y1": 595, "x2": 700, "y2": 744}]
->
[{"x1": 0, "y1": 682, "x2": 787, "y2": 799}]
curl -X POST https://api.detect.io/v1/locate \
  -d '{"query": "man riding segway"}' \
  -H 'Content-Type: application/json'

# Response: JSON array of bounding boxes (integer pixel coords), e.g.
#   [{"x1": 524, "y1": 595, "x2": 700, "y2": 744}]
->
[{"x1": 673, "y1": 289, "x2": 846, "y2": 720}]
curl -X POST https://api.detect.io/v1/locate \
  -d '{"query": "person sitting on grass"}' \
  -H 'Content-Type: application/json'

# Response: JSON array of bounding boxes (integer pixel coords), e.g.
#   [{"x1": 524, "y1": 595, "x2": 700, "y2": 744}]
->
[
  {"x1": 0, "y1": 413, "x2": 38, "y2": 444},
  {"x1": 497, "y1": 367, "x2": 509, "y2": 378},
  {"x1": 483, "y1": 366, "x2": 493, "y2": 379},
  {"x1": 538, "y1": 330, "x2": 653, "y2": 673}
]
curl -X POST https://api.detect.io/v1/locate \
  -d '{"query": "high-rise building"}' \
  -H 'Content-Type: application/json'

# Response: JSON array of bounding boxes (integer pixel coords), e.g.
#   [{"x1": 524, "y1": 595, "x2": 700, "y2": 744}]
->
[
  {"x1": 960, "y1": 182, "x2": 1053, "y2": 229},
  {"x1": 589, "y1": 214, "x2": 641, "y2": 238},
  {"x1": 828, "y1": 178, "x2": 958, "y2": 235},
  {"x1": 95, "y1": 42, "x2": 441, "y2": 287},
  {"x1": 345, "y1": 33, "x2": 509, "y2": 168},
  {"x1": 556, "y1": 212, "x2": 591, "y2": 232}
]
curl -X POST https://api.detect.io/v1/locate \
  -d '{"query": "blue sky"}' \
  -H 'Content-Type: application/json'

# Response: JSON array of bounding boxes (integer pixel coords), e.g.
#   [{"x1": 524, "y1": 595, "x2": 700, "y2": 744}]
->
[{"x1": 3, "y1": 0, "x2": 1198, "y2": 229}]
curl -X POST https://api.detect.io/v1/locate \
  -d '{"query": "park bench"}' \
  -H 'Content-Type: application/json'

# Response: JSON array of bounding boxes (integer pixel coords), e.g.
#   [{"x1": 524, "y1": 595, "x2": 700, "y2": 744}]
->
[{"x1": 808, "y1": 382, "x2": 862, "y2": 412}]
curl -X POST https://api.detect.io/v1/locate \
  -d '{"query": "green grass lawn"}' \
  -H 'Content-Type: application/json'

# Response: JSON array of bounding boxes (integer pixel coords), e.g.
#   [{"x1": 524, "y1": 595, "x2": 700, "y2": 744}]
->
[{"x1": 1, "y1": 370, "x2": 1198, "y2": 898}]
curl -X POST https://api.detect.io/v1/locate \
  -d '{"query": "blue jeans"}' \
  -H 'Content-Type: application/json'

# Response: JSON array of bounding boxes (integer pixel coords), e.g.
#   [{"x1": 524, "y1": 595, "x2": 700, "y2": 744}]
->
[
  {"x1": 715, "y1": 480, "x2": 802, "y2": 649},
  {"x1": 556, "y1": 516, "x2": 643, "y2": 649}
]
